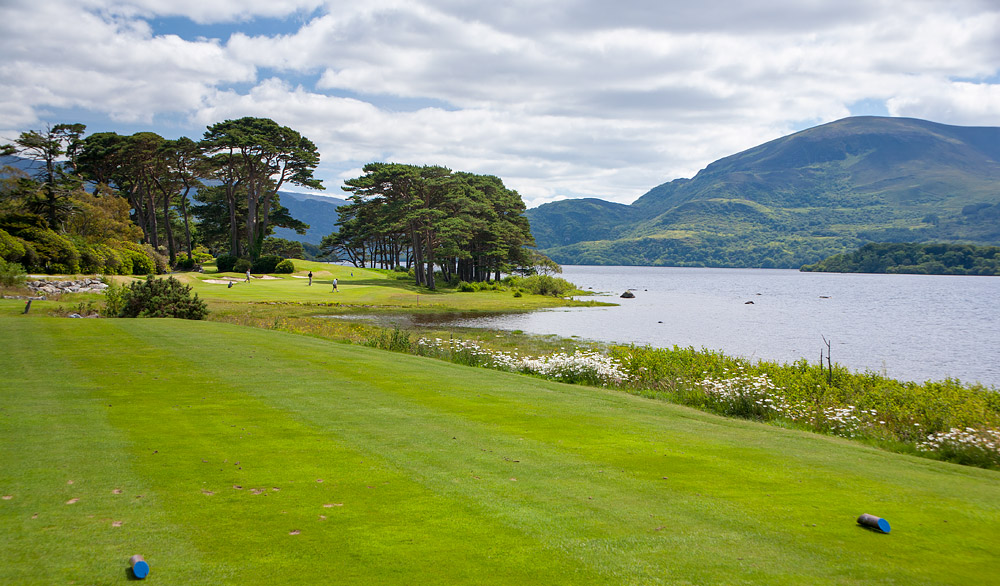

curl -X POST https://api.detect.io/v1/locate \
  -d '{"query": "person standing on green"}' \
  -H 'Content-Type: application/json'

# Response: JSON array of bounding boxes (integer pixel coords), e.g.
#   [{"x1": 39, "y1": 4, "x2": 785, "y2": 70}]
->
[
  {"x1": 308, "y1": 271, "x2": 313, "y2": 286},
  {"x1": 245, "y1": 268, "x2": 251, "y2": 283},
  {"x1": 332, "y1": 277, "x2": 338, "y2": 292}
]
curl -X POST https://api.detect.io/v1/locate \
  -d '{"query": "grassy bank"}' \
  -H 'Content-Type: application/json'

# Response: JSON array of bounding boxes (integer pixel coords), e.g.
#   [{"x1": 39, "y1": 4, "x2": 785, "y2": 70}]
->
[{"x1": 3, "y1": 317, "x2": 1000, "y2": 584}]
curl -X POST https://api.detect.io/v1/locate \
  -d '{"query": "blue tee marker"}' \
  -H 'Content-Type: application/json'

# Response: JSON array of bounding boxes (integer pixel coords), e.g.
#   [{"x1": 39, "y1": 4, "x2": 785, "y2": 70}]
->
[
  {"x1": 857, "y1": 513, "x2": 891, "y2": 533},
  {"x1": 129, "y1": 554, "x2": 150, "y2": 579}
]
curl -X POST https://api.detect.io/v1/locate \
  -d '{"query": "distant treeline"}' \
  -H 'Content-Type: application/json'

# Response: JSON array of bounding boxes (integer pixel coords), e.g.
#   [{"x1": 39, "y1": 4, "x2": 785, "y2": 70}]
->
[{"x1": 801, "y1": 242, "x2": 1000, "y2": 276}]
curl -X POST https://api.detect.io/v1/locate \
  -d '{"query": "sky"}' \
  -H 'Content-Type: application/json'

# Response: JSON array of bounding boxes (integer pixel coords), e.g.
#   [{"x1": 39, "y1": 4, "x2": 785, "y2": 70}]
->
[{"x1": 2, "y1": 0, "x2": 999, "y2": 208}]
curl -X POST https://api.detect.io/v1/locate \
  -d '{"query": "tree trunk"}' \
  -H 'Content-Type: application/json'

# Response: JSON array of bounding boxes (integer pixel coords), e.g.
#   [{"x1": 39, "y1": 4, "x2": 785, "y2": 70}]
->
[
  {"x1": 161, "y1": 187, "x2": 176, "y2": 264},
  {"x1": 180, "y1": 187, "x2": 193, "y2": 260},
  {"x1": 246, "y1": 189, "x2": 259, "y2": 259},
  {"x1": 424, "y1": 228, "x2": 436, "y2": 290},
  {"x1": 145, "y1": 183, "x2": 159, "y2": 248},
  {"x1": 409, "y1": 225, "x2": 424, "y2": 286},
  {"x1": 225, "y1": 185, "x2": 239, "y2": 256}
]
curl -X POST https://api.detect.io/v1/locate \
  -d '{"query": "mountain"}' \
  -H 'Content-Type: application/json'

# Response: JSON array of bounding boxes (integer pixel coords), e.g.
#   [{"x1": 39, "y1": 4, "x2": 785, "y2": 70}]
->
[
  {"x1": 272, "y1": 191, "x2": 346, "y2": 245},
  {"x1": 526, "y1": 116, "x2": 1000, "y2": 267}
]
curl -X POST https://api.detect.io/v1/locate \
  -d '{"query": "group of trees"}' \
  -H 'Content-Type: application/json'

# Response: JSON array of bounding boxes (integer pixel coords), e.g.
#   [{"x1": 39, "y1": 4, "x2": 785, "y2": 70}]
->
[
  {"x1": 800, "y1": 242, "x2": 1000, "y2": 275},
  {"x1": 0, "y1": 123, "x2": 154, "y2": 275},
  {"x1": 2, "y1": 120, "x2": 545, "y2": 289},
  {"x1": 321, "y1": 163, "x2": 535, "y2": 289},
  {"x1": 0, "y1": 118, "x2": 322, "y2": 275}
]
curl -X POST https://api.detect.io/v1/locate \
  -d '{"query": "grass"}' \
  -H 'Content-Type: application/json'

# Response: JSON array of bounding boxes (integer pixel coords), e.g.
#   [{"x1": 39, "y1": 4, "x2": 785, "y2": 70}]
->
[
  {"x1": 172, "y1": 261, "x2": 604, "y2": 312},
  {"x1": 2, "y1": 317, "x2": 1000, "y2": 584}
]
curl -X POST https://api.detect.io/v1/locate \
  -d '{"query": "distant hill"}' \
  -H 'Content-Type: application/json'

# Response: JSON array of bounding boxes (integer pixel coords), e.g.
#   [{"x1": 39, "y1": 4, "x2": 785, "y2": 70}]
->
[
  {"x1": 272, "y1": 191, "x2": 346, "y2": 245},
  {"x1": 527, "y1": 116, "x2": 1000, "y2": 267}
]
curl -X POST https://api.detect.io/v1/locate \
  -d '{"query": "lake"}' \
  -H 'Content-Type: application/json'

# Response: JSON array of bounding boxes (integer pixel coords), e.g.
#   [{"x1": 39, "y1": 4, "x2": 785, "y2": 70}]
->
[{"x1": 420, "y1": 266, "x2": 1000, "y2": 388}]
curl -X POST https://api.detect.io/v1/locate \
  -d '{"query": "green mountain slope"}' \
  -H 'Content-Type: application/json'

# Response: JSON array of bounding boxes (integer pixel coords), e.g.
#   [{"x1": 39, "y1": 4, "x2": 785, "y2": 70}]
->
[
  {"x1": 271, "y1": 191, "x2": 347, "y2": 245},
  {"x1": 527, "y1": 116, "x2": 1000, "y2": 267}
]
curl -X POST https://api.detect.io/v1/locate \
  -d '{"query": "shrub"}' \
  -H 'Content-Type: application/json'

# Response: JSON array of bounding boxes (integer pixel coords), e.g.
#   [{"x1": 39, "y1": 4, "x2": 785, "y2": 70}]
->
[
  {"x1": 274, "y1": 259, "x2": 295, "y2": 273},
  {"x1": 74, "y1": 240, "x2": 122, "y2": 275},
  {"x1": 252, "y1": 254, "x2": 282, "y2": 273},
  {"x1": 18, "y1": 240, "x2": 40, "y2": 272},
  {"x1": 148, "y1": 245, "x2": 169, "y2": 274},
  {"x1": 75, "y1": 241, "x2": 99, "y2": 274},
  {"x1": 11, "y1": 227, "x2": 80, "y2": 274},
  {"x1": 457, "y1": 281, "x2": 476, "y2": 292},
  {"x1": 192, "y1": 246, "x2": 214, "y2": 264},
  {"x1": 509, "y1": 274, "x2": 576, "y2": 296},
  {"x1": 0, "y1": 228, "x2": 25, "y2": 262},
  {"x1": 119, "y1": 276, "x2": 208, "y2": 319},
  {"x1": 234, "y1": 258, "x2": 252, "y2": 273},
  {"x1": 121, "y1": 247, "x2": 154, "y2": 275},
  {"x1": 174, "y1": 257, "x2": 196, "y2": 271},
  {"x1": 102, "y1": 278, "x2": 126, "y2": 316},
  {"x1": 215, "y1": 254, "x2": 238, "y2": 273},
  {"x1": 0, "y1": 258, "x2": 27, "y2": 287},
  {"x1": 106, "y1": 240, "x2": 157, "y2": 275}
]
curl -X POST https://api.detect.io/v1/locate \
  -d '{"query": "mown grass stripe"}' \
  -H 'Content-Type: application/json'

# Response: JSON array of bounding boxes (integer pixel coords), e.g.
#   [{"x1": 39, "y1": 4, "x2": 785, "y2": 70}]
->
[
  {"x1": 3, "y1": 317, "x2": 1000, "y2": 585},
  {"x1": 1, "y1": 318, "x2": 229, "y2": 585},
  {"x1": 21, "y1": 319, "x2": 600, "y2": 585}
]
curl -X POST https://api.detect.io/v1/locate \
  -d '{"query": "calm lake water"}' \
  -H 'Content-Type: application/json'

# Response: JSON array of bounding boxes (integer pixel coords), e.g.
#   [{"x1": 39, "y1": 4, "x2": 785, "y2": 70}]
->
[{"x1": 421, "y1": 266, "x2": 1000, "y2": 388}]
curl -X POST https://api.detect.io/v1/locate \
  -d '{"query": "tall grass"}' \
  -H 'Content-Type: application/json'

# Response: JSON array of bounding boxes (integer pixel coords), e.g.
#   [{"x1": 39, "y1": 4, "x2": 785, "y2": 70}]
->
[
  {"x1": 611, "y1": 344, "x2": 1000, "y2": 467},
  {"x1": 365, "y1": 326, "x2": 413, "y2": 353}
]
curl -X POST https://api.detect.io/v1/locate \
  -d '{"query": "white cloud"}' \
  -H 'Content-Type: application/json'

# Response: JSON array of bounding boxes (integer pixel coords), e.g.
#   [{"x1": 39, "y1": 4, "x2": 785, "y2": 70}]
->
[
  {"x1": 2, "y1": 0, "x2": 998, "y2": 206},
  {"x1": 888, "y1": 82, "x2": 1000, "y2": 126},
  {"x1": 0, "y1": 1, "x2": 254, "y2": 125}
]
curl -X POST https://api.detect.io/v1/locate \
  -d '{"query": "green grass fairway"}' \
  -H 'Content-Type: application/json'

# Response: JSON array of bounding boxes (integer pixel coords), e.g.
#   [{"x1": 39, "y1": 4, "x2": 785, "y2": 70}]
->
[
  {"x1": 177, "y1": 263, "x2": 598, "y2": 312},
  {"x1": 3, "y1": 317, "x2": 1000, "y2": 585}
]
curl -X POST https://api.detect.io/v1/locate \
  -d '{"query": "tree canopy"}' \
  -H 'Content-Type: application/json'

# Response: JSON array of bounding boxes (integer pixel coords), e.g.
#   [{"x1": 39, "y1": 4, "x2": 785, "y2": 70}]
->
[
  {"x1": 201, "y1": 117, "x2": 323, "y2": 258},
  {"x1": 2, "y1": 119, "x2": 540, "y2": 285},
  {"x1": 324, "y1": 163, "x2": 535, "y2": 289}
]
